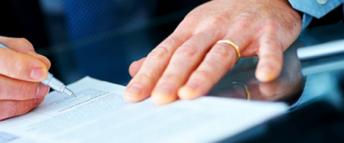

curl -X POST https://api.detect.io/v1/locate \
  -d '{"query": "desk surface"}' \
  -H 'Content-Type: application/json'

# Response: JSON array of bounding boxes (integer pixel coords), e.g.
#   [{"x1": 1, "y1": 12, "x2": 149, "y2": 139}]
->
[{"x1": 211, "y1": 22, "x2": 344, "y2": 106}]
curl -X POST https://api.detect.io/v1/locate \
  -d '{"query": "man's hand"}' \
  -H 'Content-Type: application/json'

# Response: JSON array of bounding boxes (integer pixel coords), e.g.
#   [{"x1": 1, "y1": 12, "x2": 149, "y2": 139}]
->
[
  {"x1": 125, "y1": 0, "x2": 301, "y2": 104},
  {"x1": 0, "y1": 36, "x2": 50, "y2": 120}
]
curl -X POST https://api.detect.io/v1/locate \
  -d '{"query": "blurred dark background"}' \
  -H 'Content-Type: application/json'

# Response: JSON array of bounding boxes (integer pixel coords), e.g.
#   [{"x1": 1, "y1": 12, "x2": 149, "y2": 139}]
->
[{"x1": 0, "y1": 0, "x2": 207, "y2": 84}]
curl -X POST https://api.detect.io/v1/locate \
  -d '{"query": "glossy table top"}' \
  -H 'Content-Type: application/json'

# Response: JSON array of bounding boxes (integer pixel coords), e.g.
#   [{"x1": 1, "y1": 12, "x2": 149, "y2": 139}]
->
[{"x1": 210, "y1": 22, "x2": 344, "y2": 105}]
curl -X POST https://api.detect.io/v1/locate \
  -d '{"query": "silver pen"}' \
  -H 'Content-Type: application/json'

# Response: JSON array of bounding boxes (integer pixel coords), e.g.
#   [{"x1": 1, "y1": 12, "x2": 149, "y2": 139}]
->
[
  {"x1": 42, "y1": 73, "x2": 75, "y2": 96},
  {"x1": 0, "y1": 44, "x2": 75, "y2": 96}
]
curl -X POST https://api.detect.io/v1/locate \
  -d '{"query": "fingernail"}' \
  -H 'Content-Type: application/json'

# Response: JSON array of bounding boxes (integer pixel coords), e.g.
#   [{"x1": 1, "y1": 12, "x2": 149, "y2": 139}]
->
[
  {"x1": 30, "y1": 68, "x2": 45, "y2": 80},
  {"x1": 125, "y1": 83, "x2": 146, "y2": 102},
  {"x1": 125, "y1": 83, "x2": 143, "y2": 99},
  {"x1": 151, "y1": 84, "x2": 177, "y2": 105},
  {"x1": 178, "y1": 87, "x2": 193, "y2": 99},
  {"x1": 178, "y1": 82, "x2": 199, "y2": 99},
  {"x1": 36, "y1": 84, "x2": 50, "y2": 98},
  {"x1": 257, "y1": 65, "x2": 274, "y2": 82}
]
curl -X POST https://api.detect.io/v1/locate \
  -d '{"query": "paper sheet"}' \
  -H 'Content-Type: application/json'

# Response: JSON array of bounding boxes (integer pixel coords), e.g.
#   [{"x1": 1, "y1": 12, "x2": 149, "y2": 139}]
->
[{"x1": 0, "y1": 77, "x2": 288, "y2": 143}]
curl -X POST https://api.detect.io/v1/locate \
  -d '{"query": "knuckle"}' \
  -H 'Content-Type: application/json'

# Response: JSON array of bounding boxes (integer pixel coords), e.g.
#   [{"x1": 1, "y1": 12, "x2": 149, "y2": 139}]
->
[
  {"x1": 233, "y1": 19, "x2": 251, "y2": 31},
  {"x1": 193, "y1": 70, "x2": 213, "y2": 83},
  {"x1": 147, "y1": 46, "x2": 170, "y2": 60},
  {"x1": 161, "y1": 73, "x2": 178, "y2": 82},
  {"x1": 264, "y1": 20, "x2": 279, "y2": 31},
  {"x1": 16, "y1": 38, "x2": 29, "y2": 43},
  {"x1": 211, "y1": 45, "x2": 232, "y2": 60},
  {"x1": 262, "y1": 35, "x2": 275, "y2": 44},
  {"x1": 16, "y1": 38, "x2": 33, "y2": 48},
  {"x1": 204, "y1": 58, "x2": 222, "y2": 71},
  {"x1": 175, "y1": 45, "x2": 199, "y2": 58},
  {"x1": 208, "y1": 15, "x2": 228, "y2": 27},
  {"x1": 232, "y1": 13, "x2": 253, "y2": 27},
  {"x1": 45, "y1": 59, "x2": 51, "y2": 68},
  {"x1": 262, "y1": 54, "x2": 282, "y2": 64},
  {"x1": 167, "y1": 35, "x2": 184, "y2": 45},
  {"x1": 185, "y1": 9, "x2": 199, "y2": 19},
  {"x1": 37, "y1": 55, "x2": 51, "y2": 67},
  {"x1": 17, "y1": 82, "x2": 37, "y2": 99},
  {"x1": 136, "y1": 72, "x2": 154, "y2": 82}
]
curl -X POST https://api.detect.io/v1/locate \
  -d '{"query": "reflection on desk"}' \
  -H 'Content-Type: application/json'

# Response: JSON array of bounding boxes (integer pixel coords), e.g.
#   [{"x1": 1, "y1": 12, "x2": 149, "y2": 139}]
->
[{"x1": 210, "y1": 47, "x2": 304, "y2": 104}]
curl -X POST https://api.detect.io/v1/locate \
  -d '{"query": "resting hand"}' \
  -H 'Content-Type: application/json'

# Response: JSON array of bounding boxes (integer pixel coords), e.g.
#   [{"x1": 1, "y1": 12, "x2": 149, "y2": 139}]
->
[
  {"x1": 0, "y1": 36, "x2": 50, "y2": 120},
  {"x1": 125, "y1": 0, "x2": 301, "y2": 104}
]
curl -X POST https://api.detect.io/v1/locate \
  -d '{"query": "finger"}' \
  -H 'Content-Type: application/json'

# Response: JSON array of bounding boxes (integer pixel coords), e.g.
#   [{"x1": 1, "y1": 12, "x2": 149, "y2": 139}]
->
[
  {"x1": 178, "y1": 45, "x2": 237, "y2": 99},
  {"x1": 0, "y1": 37, "x2": 51, "y2": 69},
  {"x1": 0, "y1": 36, "x2": 35, "y2": 53},
  {"x1": 129, "y1": 57, "x2": 146, "y2": 77},
  {"x1": 178, "y1": 23, "x2": 251, "y2": 99},
  {"x1": 124, "y1": 15, "x2": 196, "y2": 102},
  {"x1": 0, "y1": 98, "x2": 43, "y2": 121},
  {"x1": 27, "y1": 53, "x2": 51, "y2": 69},
  {"x1": 151, "y1": 32, "x2": 220, "y2": 105},
  {"x1": 255, "y1": 32, "x2": 284, "y2": 82},
  {"x1": 0, "y1": 48, "x2": 49, "y2": 81},
  {"x1": 0, "y1": 75, "x2": 50, "y2": 100},
  {"x1": 124, "y1": 32, "x2": 191, "y2": 102}
]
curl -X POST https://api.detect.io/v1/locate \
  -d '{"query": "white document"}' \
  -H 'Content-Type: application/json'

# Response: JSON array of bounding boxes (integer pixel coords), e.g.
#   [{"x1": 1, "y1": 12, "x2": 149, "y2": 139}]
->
[{"x1": 0, "y1": 77, "x2": 288, "y2": 143}]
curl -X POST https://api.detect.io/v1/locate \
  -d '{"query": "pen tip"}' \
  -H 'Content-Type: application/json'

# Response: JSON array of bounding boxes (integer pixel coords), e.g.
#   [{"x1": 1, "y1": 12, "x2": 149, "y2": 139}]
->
[{"x1": 64, "y1": 88, "x2": 76, "y2": 97}]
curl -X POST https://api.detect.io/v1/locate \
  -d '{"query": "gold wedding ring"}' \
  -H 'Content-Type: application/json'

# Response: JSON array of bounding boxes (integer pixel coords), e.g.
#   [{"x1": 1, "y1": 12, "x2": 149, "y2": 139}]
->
[{"x1": 216, "y1": 40, "x2": 241, "y2": 60}]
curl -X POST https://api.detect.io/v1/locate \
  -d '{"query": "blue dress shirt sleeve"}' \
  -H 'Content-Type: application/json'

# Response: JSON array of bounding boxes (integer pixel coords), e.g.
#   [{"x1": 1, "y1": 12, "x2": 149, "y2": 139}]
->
[{"x1": 288, "y1": 0, "x2": 343, "y2": 29}]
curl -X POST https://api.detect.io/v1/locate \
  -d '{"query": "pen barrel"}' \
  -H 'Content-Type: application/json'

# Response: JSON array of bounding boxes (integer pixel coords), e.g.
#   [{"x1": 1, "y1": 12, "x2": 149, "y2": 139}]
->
[{"x1": 42, "y1": 73, "x2": 66, "y2": 92}]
